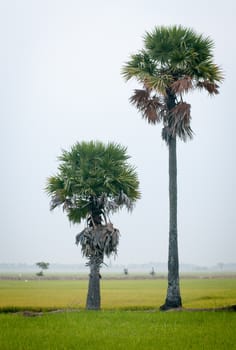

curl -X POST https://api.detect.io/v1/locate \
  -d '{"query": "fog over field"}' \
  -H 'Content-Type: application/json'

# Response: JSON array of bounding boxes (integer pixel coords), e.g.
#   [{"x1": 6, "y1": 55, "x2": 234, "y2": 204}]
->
[{"x1": 0, "y1": 0, "x2": 235, "y2": 266}]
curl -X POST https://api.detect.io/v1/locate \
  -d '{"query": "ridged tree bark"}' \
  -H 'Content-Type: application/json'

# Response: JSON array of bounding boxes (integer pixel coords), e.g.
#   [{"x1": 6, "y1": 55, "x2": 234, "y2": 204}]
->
[
  {"x1": 86, "y1": 256, "x2": 101, "y2": 310},
  {"x1": 161, "y1": 135, "x2": 182, "y2": 309}
]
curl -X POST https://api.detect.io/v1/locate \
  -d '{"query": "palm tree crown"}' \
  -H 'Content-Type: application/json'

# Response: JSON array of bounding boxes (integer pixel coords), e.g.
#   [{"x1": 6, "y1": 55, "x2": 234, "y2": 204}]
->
[
  {"x1": 46, "y1": 140, "x2": 140, "y2": 227},
  {"x1": 122, "y1": 25, "x2": 223, "y2": 143}
]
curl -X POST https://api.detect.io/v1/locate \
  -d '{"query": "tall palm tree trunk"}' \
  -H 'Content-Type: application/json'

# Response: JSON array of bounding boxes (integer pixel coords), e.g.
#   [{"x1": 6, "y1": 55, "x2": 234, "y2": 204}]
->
[
  {"x1": 161, "y1": 136, "x2": 182, "y2": 310},
  {"x1": 86, "y1": 257, "x2": 101, "y2": 310}
]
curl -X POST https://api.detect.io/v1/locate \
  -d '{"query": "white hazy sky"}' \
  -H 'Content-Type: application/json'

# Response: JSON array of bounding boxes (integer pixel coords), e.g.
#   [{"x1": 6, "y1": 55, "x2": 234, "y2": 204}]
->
[{"x1": 0, "y1": 0, "x2": 235, "y2": 266}]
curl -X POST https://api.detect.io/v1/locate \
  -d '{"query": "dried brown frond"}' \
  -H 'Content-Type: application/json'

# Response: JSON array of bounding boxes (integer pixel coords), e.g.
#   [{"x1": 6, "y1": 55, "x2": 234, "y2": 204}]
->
[
  {"x1": 171, "y1": 76, "x2": 193, "y2": 94},
  {"x1": 130, "y1": 89, "x2": 163, "y2": 124},
  {"x1": 130, "y1": 89, "x2": 149, "y2": 109},
  {"x1": 197, "y1": 81, "x2": 219, "y2": 94},
  {"x1": 168, "y1": 102, "x2": 193, "y2": 142},
  {"x1": 75, "y1": 224, "x2": 120, "y2": 264}
]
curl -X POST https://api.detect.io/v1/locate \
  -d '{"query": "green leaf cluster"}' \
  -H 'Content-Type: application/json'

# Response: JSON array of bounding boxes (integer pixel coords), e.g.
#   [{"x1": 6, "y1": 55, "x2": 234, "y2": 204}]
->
[
  {"x1": 123, "y1": 25, "x2": 223, "y2": 89},
  {"x1": 46, "y1": 141, "x2": 140, "y2": 224}
]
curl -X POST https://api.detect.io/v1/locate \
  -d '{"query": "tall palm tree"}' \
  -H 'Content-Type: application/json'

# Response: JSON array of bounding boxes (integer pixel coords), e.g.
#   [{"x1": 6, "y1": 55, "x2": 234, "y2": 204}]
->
[
  {"x1": 46, "y1": 141, "x2": 140, "y2": 310},
  {"x1": 122, "y1": 25, "x2": 223, "y2": 310}
]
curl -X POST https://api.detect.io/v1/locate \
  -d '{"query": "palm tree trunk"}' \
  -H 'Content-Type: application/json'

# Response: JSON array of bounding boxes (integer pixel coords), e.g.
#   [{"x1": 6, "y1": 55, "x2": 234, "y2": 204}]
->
[
  {"x1": 161, "y1": 136, "x2": 182, "y2": 310},
  {"x1": 86, "y1": 257, "x2": 101, "y2": 310}
]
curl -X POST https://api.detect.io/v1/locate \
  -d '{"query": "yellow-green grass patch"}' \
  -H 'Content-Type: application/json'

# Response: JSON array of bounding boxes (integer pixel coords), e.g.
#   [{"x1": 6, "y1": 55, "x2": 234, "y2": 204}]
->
[{"x1": 0, "y1": 278, "x2": 235, "y2": 311}]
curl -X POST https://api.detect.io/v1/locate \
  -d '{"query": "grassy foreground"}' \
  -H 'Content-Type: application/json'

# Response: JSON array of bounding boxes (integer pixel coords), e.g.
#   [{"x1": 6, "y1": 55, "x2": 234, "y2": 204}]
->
[{"x1": 0, "y1": 311, "x2": 236, "y2": 350}]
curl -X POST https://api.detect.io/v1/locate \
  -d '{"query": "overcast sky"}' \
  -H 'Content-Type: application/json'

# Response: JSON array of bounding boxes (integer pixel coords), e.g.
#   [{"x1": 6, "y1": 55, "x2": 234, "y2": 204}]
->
[{"x1": 0, "y1": 0, "x2": 235, "y2": 267}]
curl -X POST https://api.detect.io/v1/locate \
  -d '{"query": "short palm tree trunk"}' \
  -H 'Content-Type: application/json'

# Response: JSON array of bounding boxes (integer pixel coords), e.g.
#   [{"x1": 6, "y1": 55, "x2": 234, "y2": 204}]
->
[{"x1": 86, "y1": 257, "x2": 101, "y2": 310}]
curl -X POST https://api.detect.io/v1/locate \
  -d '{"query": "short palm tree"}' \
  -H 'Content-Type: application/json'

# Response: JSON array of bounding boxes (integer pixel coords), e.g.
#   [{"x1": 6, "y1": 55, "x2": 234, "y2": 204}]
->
[
  {"x1": 122, "y1": 25, "x2": 223, "y2": 310},
  {"x1": 46, "y1": 141, "x2": 140, "y2": 310}
]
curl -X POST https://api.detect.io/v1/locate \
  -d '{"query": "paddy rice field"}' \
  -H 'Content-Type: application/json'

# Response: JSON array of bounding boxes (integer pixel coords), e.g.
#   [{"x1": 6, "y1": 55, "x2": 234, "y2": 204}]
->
[{"x1": 0, "y1": 274, "x2": 235, "y2": 349}]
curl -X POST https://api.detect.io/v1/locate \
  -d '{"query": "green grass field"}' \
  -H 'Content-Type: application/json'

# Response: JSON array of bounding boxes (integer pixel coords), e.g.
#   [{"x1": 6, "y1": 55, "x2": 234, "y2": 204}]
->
[
  {"x1": 0, "y1": 278, "x2": 235, "y2": 349},
  {"x1": 1, "y1": 310, "x2": 236, "y2": 350}
]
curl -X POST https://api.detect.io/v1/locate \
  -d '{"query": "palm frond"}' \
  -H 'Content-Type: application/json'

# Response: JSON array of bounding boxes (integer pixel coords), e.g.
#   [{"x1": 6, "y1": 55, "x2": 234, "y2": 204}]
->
[
  {"x1": 114, "y1": 191, "x2": 134, "y2": 212},
  {"x1": 67, "y1": 204, "x2": 90, "y2": 224},
  {"x1": 130, "y1": 89, "x2": 163, "y2": 124},
  {"x1": 45, "y1": 176, "x2": 64, "y2": 195},
  {"x1": 197, "y1": 80, "x2": 219, "y2": 95},
  {"x1": 49, "y1": 193, "x2": 64, "y2": 210},
  {"x1": 163, "y1": 102, "x2": 193, "y2": 143},
  {"x1": 171, "y1": 76, "x2": 193, "y2": 94},
  {"x1": 122, "y1": 50, "x2": 158, "y2": 81},
  {"x1": 192, "y1": 61, "x2": 223, "y2": 82},
  {"x1": 75, "y1": 224, "x2": 120, "y2": 261},
  {"x1": 143, "y1": 74, "x2": 172, "y2": 95}
]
